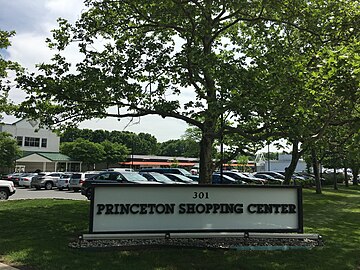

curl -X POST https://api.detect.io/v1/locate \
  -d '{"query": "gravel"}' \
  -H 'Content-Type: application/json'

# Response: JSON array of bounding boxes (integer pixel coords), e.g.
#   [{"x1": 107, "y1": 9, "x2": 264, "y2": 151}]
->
[{"x1": 69, "y1": 236, "x2": 323, "y2": 250}]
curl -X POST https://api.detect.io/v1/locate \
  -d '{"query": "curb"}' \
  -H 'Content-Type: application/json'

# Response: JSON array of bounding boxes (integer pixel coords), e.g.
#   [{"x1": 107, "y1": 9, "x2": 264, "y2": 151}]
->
[{"x1": 0, "y1": 263, "x2": 20, "y2": 270}]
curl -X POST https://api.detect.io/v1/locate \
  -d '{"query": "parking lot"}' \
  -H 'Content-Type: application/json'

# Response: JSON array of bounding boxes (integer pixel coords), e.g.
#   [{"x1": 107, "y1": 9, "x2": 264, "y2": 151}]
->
[{"x1": 9, "y1": 187, "x2": 87, "y2": 201}]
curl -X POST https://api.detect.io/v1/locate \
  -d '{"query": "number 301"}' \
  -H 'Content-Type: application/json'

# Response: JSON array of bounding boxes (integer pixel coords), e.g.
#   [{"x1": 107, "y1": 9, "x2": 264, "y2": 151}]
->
[{"x1": 193, "y1": 192, "x2": 209, "y2": 199}]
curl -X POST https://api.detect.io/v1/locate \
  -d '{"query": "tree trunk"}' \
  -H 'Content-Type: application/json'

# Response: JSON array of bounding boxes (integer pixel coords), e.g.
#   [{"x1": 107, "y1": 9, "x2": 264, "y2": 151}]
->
[
  {"x1": 199, "y1": 129, "x2": 215, "y2": 184},
  {"x1": 344, "y1": 167, "x2": 349, "y2": 187},
  {"x1": 311, "y1": 148, "x2": 322, "y2": 194},
  {"x1": 351, "y1": 167, "x2": 359, "y2": 186},
  {"x1": 284, "y1": 141, "x2": 301, "y2": 185},
  {"x1": 333, "y1": 167, "x2": 338, "y2": 190}
]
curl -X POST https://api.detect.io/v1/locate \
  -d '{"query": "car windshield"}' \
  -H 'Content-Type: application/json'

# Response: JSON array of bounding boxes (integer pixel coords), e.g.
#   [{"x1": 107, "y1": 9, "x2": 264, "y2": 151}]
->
[
  {"x1": 71, "y1": 174, "x2": 82, "y2": 179},
  {"x1": 85, "y1": 174, "x2": 98, "y2": 179},
  {"x1": 171, "y1": 174, "x2": 194, "y2": 183},
  {"x1": 60, "y1": 174, "x2": 72, "y2": 179},
  {"x1": 122, "y1": 172, "x2": 147, "y2": 181},
  {"x1": 150, "y1": 173, "x2": 174, "y2": 183},
  {"x1": 177, "y1": 168, "x2": 192, "y2": 176}
]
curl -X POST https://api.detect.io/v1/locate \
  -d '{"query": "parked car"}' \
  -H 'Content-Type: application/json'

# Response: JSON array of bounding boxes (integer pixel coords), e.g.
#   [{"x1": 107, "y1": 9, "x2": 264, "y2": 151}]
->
[
  {"x1": 57, "y1": 173, "x2": 73, "y2": 190},
  {"x1": 0, "y1": 180, "x2": 16, "y2": 200},
  {"x1": 163, "y1": 173, "x2": 197, "y2": 184},
  {"x1": 31, "y1": 172, "x2": 63, "y2": 190},
  {"x1": 256, "y1": 171, "x2": 286, "y2": 180},
  {"x1": 252, "y1": 173, "x2": 284, "y2": 185},
  {"x1": 18, "y1": 173, "x2": 38, "y2": 188},
  {"x1": 139, "y1": 168, "x2": 199, "y2": 181},
  {"x1": 6, "y1": 173, "x2": 26, "y2": 186},
  {"x1": 212, "y1": 173, "x2": 246, "y2": 184},
  {"x1": 69, "y1": 171, "x2": 101, "y2": 192},
  {"x1": 139, "y1": 172, "x2": 179, "y2": 184},
  {"x1": 81, "y1": 171, "x2": 159, "y2": 200},
  {"x1": 222, "y1": 171, "x2": 266, "y2": 185}
]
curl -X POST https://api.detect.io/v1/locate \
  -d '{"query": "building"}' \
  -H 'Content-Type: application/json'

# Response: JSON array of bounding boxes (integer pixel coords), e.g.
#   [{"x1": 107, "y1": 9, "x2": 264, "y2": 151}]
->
[
  {"x1": 118, "y1": 155, "x2": 198, "y2": 170},
  {"x1": 0, "y1": 119, "x2": 80, "y2": 172},
  {"x1": 259, "y1": 154, "x2": 307, "y2": 172}
]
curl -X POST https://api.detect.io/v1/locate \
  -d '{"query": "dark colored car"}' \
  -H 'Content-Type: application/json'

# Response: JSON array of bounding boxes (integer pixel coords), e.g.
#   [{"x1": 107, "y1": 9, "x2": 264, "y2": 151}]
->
[
  {"x1": 222, "y1": 171, "x2": 265, "y2": 185},
  {"x1": 7, "y1": 173, "x2": 25, "y2": 186},
  {"x1": 256, "y1": 171, "x2": 286, "y2": 180},
  {"x1": 81, "y1": 171, "x2": 159, "y2": 199},
  {"x1": 139, "y1": 168, "x2": 199, "y2": 181},
  {"x1": 212, "y1": 173, "x2": 246, "y2": 184},
  {"x1": 252, "y1": 173, "x2": 284, "y2": 185},
  {"x1": 139, "y1": 172, "x2": 179, "y2": 184},
  {"x1": 163, "y1": 173, "x2": 197, "y2": 184}
]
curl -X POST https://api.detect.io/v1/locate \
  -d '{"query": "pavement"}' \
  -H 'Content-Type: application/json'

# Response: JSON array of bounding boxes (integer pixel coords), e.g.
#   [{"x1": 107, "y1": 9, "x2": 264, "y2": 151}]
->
[{"x1": 0, "y1": 263, "x2": 19, "y2": 270}]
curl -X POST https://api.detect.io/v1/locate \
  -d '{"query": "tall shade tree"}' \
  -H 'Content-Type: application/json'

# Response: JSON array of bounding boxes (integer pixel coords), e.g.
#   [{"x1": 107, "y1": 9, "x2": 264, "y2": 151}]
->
[{"x1": 15, "y1": 0, "x2": 359, "y2": 183}]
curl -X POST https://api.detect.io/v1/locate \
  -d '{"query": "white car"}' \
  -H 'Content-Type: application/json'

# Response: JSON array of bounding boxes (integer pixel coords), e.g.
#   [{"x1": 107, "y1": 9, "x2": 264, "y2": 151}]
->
[
  {"x1": 57, "y1": 173, "x2": 73, "y2": 190},
  {"x1": 0, "y1": 180, "x2": 16, "y2": 200},
  {"x1": 19, "y1": 173, "x2": 38, "y2": 188}
]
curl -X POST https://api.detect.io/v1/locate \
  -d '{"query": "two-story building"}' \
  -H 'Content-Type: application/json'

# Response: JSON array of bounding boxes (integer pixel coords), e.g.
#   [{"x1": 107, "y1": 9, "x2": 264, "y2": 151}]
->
[{"x1": 0, "y1": 119, "x2": 80, "y2": 172}]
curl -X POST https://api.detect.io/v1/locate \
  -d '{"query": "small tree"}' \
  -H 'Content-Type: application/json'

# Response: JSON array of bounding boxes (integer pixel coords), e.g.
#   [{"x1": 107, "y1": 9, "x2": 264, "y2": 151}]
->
[
  {"x1": 60, "y1": 138, "x2": 105, "y2": 170},
  {"x1": 100, "y1": 140, "x2": 129, "y2": 168},
  {"x1": 0, "y1": 132, "x2": 22, "y2": 172}
]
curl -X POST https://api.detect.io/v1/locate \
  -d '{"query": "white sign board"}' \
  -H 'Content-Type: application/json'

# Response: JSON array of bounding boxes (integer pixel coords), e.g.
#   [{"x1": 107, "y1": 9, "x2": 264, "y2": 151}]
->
[{"x1": 89, "y1": 184, "x2": 303, "y2": 234}]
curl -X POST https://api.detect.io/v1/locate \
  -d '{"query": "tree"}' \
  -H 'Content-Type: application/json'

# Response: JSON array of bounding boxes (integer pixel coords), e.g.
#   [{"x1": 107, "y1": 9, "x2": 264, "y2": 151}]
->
[
  {"x1": 15, "y1": 0, "x2": 360, "y2": 183},
  {"x1": 0, "y1": 132, "x2": 21, "y2": 172},
  {"x1": 100, "y1": 140, "x2": 129, "y2": 168},
  {"x1": 60, "y1": 128, "x2": 159, "y2": 154},
  {"x1": 60, "y1": 138, "x2": 105, "y2": 170}
]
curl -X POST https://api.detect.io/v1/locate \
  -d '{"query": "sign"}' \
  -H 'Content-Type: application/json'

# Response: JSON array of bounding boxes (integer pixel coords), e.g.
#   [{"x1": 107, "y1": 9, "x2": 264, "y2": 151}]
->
[{"x1": 89, "y1": 184, "x2": 303, "y2": 234}]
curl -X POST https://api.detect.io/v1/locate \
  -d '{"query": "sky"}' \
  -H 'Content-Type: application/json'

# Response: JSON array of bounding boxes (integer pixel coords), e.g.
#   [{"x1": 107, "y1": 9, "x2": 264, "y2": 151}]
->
[{"x1": 0, "y1": 0, "x2": 189, "y2": 142}]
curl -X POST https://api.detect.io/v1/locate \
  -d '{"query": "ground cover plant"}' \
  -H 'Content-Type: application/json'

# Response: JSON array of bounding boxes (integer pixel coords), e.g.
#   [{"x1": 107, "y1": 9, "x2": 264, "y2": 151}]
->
[{"x1": 0, "y1": 185, "x2": 359, "y2": 270}]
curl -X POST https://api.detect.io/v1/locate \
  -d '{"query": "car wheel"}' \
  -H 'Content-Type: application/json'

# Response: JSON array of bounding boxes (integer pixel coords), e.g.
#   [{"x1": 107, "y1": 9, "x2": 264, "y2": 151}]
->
[
  {"x1": 45, "y1": 182, "x2": 53, "y2": 190},
  {"x1": 0, "y1": 189, "x2": 9, "y2": 200},
  {"x1": 58, "y1": 187, "x2": 63, "y2": 191},
  {"x1": 73, "y1": 188, "x2": 80, "y2": 192},
  {"x1": 35, "y1": 187, "x2": 41, "y2": 190}
]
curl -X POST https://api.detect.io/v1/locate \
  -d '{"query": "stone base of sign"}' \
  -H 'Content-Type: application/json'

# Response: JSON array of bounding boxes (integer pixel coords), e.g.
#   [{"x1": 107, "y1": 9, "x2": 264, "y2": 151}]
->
[{"x1": 70, "y1": 233, "x2": 322, "y2": 250}]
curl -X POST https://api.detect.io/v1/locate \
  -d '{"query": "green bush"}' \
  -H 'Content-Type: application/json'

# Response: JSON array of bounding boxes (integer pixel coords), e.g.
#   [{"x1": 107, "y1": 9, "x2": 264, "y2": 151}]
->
[{"x1": 322, "y1": 173, "x2": 345, "y2": 185}]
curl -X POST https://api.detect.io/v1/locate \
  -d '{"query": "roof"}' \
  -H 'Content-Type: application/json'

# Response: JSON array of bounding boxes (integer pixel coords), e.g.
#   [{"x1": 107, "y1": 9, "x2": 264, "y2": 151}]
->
[
  {"x1": 17, "y1": 152, "x2": 75, "y2": 162},
  {"x1": 130, "y1": 155, "x2": 198, "y2": 162},
  {"x1": 36, "y1": 152, "x2": 73, "y2": 161},
  {"x1": 120, "y1": 161, "x2": 196, "y2": 167}
]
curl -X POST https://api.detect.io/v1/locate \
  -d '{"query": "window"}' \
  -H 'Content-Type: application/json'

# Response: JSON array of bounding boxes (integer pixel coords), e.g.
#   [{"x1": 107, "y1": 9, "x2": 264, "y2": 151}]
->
[
  {"x1": 24, "y1": 137, "x2": 40, "y2": 147},
  {"x1": 41, "y1": 138, "x2": 47, "y2": 148},
  {"x1": 16, "y1": 136, "x2": 23, "y2": 146}
]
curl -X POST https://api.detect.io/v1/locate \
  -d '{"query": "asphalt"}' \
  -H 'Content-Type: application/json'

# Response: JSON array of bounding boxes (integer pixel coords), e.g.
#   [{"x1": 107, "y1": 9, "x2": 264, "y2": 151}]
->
[{"x1": 0, "y1": 263, "x2": 20, "y2": 270}]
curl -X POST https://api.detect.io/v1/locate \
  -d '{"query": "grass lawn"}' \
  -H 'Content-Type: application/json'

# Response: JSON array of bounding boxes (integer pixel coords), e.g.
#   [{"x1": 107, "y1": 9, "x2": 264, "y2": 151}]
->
[{"x1": 0, "y1": 185, "x2": 359, "y2": 270}]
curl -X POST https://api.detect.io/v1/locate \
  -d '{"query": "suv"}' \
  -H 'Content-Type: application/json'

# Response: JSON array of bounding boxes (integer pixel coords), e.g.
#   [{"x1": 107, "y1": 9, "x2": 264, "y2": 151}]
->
[
  {"x1": 139, "y1": 168, "x2": 199, "y2": 181},
  {"x1": 0, "y1": 180, "x2": 16, "y2": 200},
  {"x1": 31, "y1": 172, "x2": 63, "y2": 190},
  {"x1": 56, "y1": 173, "x2": 73, "y2": 190},
  {"x1": 69, "y1": 171, "x2": 101, "y2": 192}
]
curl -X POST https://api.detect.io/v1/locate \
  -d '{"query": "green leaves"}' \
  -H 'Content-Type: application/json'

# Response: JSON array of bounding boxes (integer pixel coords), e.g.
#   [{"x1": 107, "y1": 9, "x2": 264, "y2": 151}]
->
[{"x1": 0, "y1": 132, "x2": 22, "y2": 168}]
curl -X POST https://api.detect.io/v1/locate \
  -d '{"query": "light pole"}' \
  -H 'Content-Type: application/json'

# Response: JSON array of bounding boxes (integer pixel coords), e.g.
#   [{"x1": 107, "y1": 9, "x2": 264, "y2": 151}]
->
[{"x1": 267, "y1": 142, "x2": 271, "y2": 171}]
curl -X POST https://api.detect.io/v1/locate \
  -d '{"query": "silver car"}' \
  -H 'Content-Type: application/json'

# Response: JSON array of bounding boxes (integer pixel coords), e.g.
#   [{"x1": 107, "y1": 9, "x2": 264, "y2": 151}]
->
[
  {"x1": 69, "y1": 171, "x2": 101, "y2": 192},
  {"x1": 19, "y1": 173, "x2": 38, "y2": 188},
  {"x1": 31, "y1": 172, "x2": 63, "y2": 190}
]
